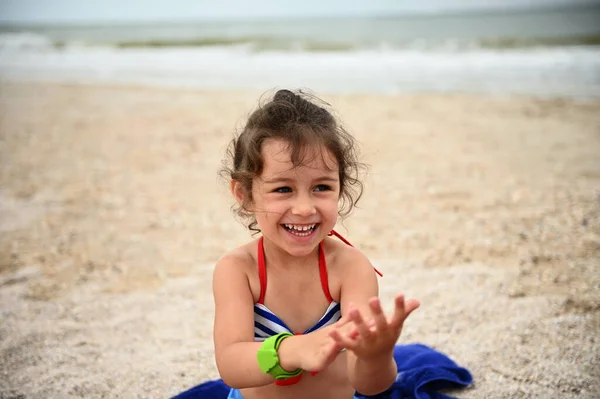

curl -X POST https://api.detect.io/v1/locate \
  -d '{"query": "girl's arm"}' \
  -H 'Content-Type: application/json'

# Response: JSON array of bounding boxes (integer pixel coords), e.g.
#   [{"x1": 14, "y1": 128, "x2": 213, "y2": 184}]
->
[
  {"x1": 337, "y1": 248, "x2": 411, "y2": 396},
  {"x1": 213, "y1": 253, "x2": 275, "y2": 388}
]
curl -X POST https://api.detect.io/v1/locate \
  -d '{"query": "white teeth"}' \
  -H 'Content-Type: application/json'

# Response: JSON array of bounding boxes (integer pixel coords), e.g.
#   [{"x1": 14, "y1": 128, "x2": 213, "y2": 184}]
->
[{"x1": 283, "y1": 224, "x2": 317, "y2": 235}]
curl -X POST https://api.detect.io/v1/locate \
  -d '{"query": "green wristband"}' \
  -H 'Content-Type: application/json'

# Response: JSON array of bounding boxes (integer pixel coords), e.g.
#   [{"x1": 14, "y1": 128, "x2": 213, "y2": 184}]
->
[{"x1": 256, "y1": 332, "x2": 303, "y2": 379}]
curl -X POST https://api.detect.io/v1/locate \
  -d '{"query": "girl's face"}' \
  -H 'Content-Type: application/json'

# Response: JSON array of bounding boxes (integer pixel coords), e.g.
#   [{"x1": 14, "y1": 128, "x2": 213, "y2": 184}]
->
[{"x1": 249, "y1": 138, "x2": 340, "y2": 258}]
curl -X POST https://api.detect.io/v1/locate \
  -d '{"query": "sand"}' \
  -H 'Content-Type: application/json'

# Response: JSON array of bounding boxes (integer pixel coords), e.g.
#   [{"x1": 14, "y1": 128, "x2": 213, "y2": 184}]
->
[{"x1": 0, "y1": 82, "x2": 599, "y2": 398}]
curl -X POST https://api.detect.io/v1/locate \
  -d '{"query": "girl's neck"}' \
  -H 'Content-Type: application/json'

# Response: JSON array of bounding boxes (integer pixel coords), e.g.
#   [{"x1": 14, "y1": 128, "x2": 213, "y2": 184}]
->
[{"x1": 261, "y1": 236, "x2": 319, "y2": 270}]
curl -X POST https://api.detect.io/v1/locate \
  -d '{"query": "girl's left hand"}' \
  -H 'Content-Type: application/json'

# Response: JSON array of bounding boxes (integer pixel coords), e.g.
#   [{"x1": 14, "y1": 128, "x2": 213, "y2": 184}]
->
[{"x1": 328, "y1": 294, "x2": 420, "y2": 360}]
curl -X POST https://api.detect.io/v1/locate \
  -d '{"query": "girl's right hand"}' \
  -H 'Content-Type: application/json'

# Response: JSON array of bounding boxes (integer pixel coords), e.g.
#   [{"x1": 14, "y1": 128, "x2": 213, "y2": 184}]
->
[
  {"x1": 329, "y1": 294, "x2": 420, "y2": 361},
  {"x1": 279, "y1": 318, "x2": 357, "y2": 372}
]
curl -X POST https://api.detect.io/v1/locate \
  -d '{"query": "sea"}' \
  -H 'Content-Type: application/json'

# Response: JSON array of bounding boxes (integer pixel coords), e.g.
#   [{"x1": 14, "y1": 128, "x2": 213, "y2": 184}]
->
[{"x1": 1, "y1": 5, "x2": 599, "y2": 97}]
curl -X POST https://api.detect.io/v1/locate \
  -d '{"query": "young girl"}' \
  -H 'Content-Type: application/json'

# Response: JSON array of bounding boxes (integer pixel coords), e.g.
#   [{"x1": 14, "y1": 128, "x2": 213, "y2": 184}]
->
[{"x1": 213, "y1": 89, "x2": 420, "y2": 399}]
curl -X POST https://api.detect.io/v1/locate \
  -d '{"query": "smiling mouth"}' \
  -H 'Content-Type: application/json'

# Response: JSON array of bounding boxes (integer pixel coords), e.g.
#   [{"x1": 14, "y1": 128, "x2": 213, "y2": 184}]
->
[{"x1": 282, "y1": 223, "x2": 319, "y2": 237}]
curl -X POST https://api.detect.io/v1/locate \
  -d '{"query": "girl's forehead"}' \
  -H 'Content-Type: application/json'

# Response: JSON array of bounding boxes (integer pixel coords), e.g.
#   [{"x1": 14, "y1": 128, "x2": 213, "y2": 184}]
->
[{"x1": 261, "y1": 139, "x2": 338, "y2": 174}]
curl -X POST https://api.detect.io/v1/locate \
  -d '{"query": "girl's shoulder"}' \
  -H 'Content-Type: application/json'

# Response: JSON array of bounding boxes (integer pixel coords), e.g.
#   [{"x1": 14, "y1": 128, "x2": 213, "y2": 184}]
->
[
  {"x1": 323, "y1": 237, "x2": 367, "y2": 262},
  {"x1": 213, "y1": 240, "x2": 263, "y2": 308},
  {"x1": 214, "y1": 240, "x2": 259, "y2": 276},
  {"x1": 322, "y1": 236, "x2": 378, "y2": 302},
  {"x1": 322, "y1": 235, "x2": 373, "y2": 271}
]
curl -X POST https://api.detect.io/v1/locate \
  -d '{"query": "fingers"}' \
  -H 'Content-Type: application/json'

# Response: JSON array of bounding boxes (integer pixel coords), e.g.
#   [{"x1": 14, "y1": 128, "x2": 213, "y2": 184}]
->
[
  {"x1": 368, "y1": 318, "x2": 377, "y2": 332},
  {"x1": 329, "y1": 294, "x2": 419, "y2": 358},
  {"x1": 326, "y1": 338, "x2": 344, "y2": 356},
  {"x1": 332, "y1": 311, "x2": 361, "y2": 339},
  {"x1": 329, "y1": 326, "x2": 359, "y2": 350},
  {"x1": 390, "y1": 294, "x2": 406, "y2": 329},
  {"x1": 389, "y1": 294, "x2": 420, "y2": 330},
  {"x1": 338, "y1": 294, "x2": 420, "y2": 340},
  {"x1": 333, "y1": 315, "x2": 352, "y2": 328},
  {"x1": 347, "y1": 305, "x2": 372, "y2": 340},
  {"x1": 312, "y1": 340, "x2": 343, "y2": 372},
  {"x1": 404, "y1": 298, "x2": 420, "y2": 316},
  {"x1": 368, "y1": 297, "x2": 389, "y2": 333}
]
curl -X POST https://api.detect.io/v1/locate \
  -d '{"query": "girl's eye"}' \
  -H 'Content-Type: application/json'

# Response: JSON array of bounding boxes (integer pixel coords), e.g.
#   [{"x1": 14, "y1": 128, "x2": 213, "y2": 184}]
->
[
  {"x1": 314, "y1": 184, "x2": 332, "y2": 192},
  {"x1": 274, "y1": 186, "x2": 292, "y2": 193}
]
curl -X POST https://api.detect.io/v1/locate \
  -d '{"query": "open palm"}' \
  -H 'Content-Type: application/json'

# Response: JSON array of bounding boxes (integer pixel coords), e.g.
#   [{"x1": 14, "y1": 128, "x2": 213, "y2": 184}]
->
[{"x1": 328, "y1": 294, "x2": 420, "y2": 359}]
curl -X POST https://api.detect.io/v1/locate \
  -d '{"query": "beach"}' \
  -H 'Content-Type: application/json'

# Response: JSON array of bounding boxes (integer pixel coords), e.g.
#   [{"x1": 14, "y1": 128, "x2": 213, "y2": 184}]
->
[{"x1": 0, "y1": 81, "x2": 599, "y2": 398}]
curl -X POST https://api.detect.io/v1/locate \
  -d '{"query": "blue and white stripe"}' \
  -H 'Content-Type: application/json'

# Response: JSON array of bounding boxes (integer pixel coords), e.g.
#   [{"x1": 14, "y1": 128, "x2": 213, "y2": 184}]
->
[{"x1": 254, "y1": 302, "x2": 342, "y2": 342}]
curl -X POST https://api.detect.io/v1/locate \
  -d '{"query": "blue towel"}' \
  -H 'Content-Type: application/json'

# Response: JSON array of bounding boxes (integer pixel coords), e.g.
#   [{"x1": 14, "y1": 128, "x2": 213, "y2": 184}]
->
[{"x1": 172, "y1": 344, "x2": 473, "y2": 399}]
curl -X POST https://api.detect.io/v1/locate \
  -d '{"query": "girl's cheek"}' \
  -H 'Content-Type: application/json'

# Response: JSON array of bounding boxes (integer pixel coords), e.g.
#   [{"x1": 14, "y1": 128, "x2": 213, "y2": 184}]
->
[{"x1": 320, "y1": 199, "x2": 339, "y2": 213}]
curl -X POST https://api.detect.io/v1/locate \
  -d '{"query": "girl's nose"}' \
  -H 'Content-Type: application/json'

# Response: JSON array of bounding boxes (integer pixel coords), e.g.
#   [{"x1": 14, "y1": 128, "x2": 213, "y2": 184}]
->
[{"x1": 291, "y1": 195, "x2": 316, "y2": 216}]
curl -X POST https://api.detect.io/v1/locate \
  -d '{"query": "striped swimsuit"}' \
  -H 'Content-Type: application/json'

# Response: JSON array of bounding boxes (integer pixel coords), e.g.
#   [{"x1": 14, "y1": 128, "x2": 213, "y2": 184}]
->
[
  {"x1": 227, "y1": 231, "x2": 380, "y2": 398},
  {"x1": 253, "y1": 236, "x2": 342, "y2": 342}
]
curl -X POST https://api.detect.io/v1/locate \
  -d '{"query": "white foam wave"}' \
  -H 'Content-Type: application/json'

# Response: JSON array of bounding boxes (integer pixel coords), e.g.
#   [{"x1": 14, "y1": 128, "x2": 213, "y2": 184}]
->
[
  {"x1": 0, "y1": 32, "x2": 54, "y2": 50},
  {"x1": 0, "y1": 45, "x2": 599, "y2": 97}
]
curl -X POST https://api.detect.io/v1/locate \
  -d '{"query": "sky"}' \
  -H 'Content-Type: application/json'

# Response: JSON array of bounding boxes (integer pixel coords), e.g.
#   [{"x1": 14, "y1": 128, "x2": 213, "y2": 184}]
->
[{"x1": 0, "y1": 0, "x2": 598, "y2": 24}]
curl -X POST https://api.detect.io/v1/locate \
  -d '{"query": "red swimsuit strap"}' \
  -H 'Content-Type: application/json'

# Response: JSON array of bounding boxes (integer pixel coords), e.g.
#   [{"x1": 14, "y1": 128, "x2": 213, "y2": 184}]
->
[
  {"x1": 327, "y1": 229, "x2": 353, "y2": 246},
  {"x1": 318, "y1": 241, "x2": 334, "y2": 302},
  {"x1": 328, "y1": 230, "x2": 384, "y2": 277},
  {"x1": 257, "y1": 237, "x2": 333, "y2": 304},
  {"x1": 257, "y1": 230, "x2": 382, "y2": 304},
  {"x1": 257, "y1": 237, "x2": 267, "y2": 304}
]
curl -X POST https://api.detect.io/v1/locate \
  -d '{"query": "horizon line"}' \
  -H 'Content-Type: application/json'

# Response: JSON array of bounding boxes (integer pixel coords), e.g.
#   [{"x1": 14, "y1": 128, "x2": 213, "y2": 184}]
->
[{"x1": 1, "y1": 2, "x2": 599, "y2": 27}]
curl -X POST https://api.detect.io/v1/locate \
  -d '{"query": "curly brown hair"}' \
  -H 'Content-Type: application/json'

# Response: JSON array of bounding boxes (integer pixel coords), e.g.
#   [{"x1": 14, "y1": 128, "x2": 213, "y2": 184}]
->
[{"x1": 220, "y1": 89, "x2": 365, "y2": 233}]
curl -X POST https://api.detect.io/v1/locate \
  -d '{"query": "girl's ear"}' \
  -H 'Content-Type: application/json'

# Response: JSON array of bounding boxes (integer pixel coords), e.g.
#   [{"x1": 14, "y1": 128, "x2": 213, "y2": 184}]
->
[{"x1": 231, "y1": 180, "x2": 246, "y2": 206}]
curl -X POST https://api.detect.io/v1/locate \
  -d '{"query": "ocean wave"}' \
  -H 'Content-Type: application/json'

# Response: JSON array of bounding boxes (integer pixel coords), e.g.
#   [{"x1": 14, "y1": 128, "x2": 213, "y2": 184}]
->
[
  {"x1": 0, "y1": 32, "x2": 54, "y2": 50},
  {"x1": 2, "y1": 30, "x2": 599, "y2": 53},
  {"x1": 1, "y1": 43, "x2": 599, "y2": 97},
  {"x1": 82, "y1": 35, "x2": 600, "y2": 52}
]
